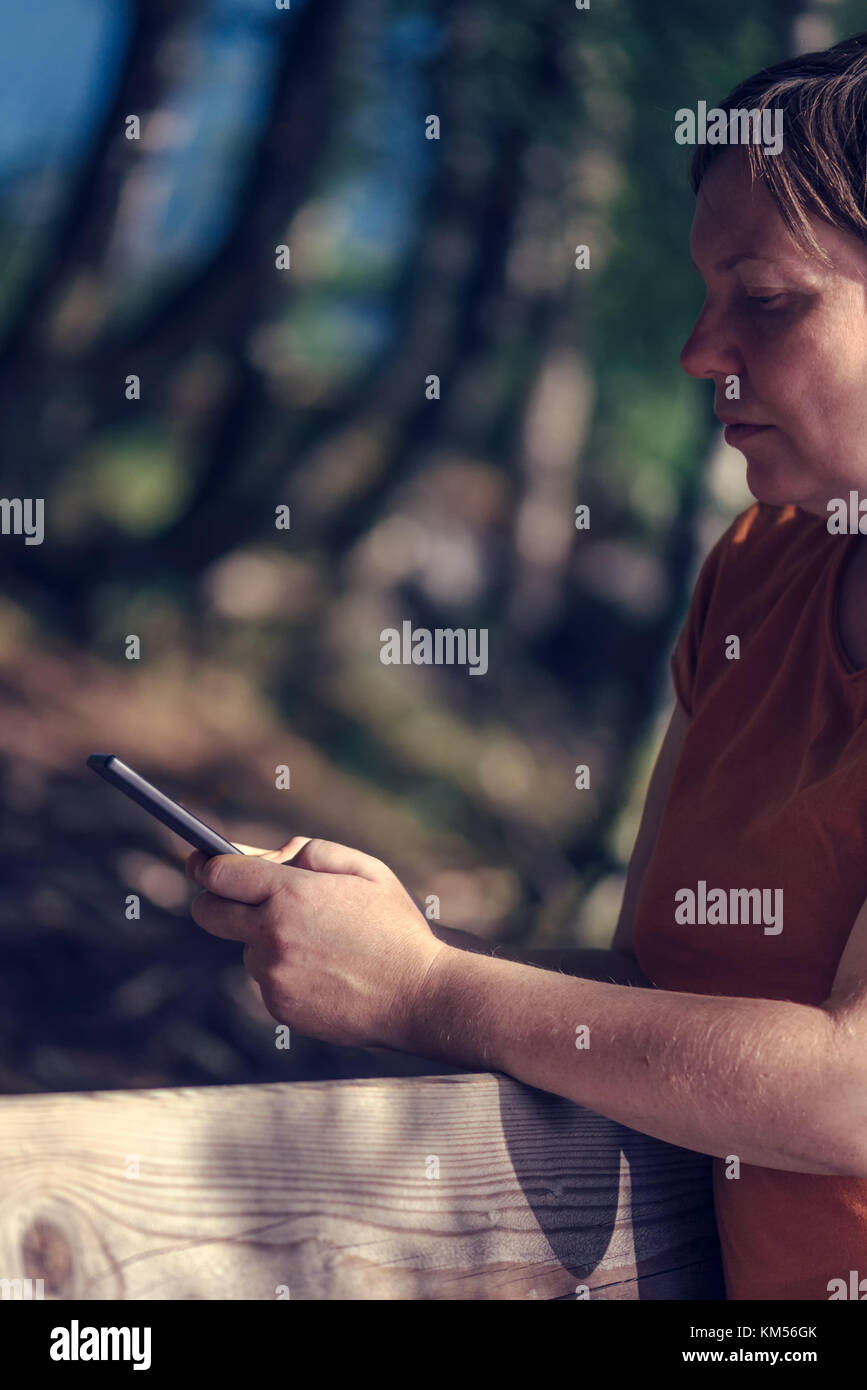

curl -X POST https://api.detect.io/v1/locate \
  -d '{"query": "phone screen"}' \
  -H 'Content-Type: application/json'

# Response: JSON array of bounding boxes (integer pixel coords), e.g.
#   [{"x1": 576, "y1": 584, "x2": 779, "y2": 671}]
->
[{"x1": 87, "y1": 754, "x2": 242, "y2": 859}]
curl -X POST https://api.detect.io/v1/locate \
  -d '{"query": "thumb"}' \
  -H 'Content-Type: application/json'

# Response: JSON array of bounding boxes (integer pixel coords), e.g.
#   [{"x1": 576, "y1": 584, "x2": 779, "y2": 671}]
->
[{"x1": 288, "y1": 838, "x2": 390, "y2": 881}]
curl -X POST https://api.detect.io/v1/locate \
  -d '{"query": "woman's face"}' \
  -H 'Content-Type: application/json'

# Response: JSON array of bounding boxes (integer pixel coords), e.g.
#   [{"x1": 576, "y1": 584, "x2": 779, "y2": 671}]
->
[{"x1": 680, "y1": 149, "x2": 867, "y2": 519}]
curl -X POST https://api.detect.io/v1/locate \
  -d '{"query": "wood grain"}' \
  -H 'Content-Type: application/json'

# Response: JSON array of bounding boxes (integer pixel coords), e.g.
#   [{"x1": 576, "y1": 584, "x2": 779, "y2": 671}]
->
[{"x1": 0, "y1": 1073, "x2": 724, "y2": 1300}]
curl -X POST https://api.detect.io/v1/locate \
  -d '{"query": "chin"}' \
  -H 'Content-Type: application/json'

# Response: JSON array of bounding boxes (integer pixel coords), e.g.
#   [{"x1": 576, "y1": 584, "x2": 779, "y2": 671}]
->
[
  {"x1": 744, "y1": 464, "x2": 785, "y2": 505},
  {"x1": 745, "y1": 452, "x2": 814, "y2": 510}
]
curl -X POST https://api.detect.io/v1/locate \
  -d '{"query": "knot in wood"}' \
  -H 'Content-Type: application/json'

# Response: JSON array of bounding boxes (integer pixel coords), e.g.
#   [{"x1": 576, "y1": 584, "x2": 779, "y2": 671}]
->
[{"x1": 21, "y1": 1218, "x2": 72, "y2": 1294}]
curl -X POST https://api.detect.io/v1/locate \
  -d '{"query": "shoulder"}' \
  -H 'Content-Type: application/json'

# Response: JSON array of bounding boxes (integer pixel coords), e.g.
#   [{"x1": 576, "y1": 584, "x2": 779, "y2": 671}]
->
[
  {"x1": 721, "y1": 500, "x2": 821, "y2": 554},
  {"x1": 699, "y1": 501, "x2": 827, "y2": 587},
  {"x1": 680, "y1": 502, "x2": 829, "y2": 654}
]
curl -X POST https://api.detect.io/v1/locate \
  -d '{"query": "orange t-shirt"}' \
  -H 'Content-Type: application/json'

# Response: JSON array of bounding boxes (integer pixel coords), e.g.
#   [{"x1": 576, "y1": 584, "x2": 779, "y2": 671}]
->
[{"x1": 634, "y1": 499, "x2": 867, "y2": 1301}]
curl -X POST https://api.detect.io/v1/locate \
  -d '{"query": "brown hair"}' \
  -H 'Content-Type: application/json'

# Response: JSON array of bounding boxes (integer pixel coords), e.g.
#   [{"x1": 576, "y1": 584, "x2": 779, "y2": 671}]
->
[{"x1": 689, "y1": 32, "x2": 867, "y2": 264}]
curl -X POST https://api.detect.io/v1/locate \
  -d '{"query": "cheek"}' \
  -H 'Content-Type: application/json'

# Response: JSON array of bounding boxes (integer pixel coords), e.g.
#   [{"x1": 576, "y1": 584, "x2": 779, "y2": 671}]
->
[
  {"x1": 751, "y1": 318, "x2": 867, "y2": 437},
  {"x1": 800, "y1": 300, "x2": 867, "y2": 416},
  {"x1": 804, "y1": 355, "x2": 867, "y2": 441}
]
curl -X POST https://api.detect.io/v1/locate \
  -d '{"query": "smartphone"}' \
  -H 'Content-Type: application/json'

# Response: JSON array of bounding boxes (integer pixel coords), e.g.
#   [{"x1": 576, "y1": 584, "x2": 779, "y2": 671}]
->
[{"x1": 87, "y1": 754, "x2": 242, "y2": 859}]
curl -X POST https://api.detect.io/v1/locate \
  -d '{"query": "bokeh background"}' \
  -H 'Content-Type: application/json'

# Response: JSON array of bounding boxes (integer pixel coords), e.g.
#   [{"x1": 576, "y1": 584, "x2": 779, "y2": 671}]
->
[{"x1": 0, "y1": 0, "x2": 858, "y2": 1094}]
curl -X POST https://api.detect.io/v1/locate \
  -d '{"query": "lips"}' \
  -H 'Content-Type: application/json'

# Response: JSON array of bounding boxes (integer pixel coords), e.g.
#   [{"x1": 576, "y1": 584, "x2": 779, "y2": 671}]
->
[
  {"x1": 722, "y1": 422, "x2": 772, "y2": 444},
  {"x1": 719, "y1": 419, "x2": 773, "y2": 446}
]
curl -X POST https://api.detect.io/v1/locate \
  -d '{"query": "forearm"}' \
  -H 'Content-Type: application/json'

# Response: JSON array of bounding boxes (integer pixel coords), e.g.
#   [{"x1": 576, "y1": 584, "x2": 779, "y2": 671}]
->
[
  {"x1": 414, "y1": 947, "x2": 864, "y2": 1177},
  {"x1": 428, "y1": 924, "x2": 653, "y2": 986}
]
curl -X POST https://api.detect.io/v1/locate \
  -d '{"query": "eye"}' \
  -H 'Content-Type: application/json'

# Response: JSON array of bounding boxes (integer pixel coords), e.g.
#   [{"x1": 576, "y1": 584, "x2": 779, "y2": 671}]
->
[{"x1": 746, "y1": 292, "x2": 789, "y2": 310}]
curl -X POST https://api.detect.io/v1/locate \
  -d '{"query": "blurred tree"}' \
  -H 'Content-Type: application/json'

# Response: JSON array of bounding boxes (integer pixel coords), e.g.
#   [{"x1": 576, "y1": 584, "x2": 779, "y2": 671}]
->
[{"x1": 0, "y1": 0, "x2": 856, "y2": 1090}]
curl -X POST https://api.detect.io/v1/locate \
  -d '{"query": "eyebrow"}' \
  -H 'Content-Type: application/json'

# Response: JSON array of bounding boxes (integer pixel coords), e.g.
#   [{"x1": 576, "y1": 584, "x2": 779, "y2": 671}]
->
[{"x1": 691, "y1": 250, "x2": 804, "y2": 274}]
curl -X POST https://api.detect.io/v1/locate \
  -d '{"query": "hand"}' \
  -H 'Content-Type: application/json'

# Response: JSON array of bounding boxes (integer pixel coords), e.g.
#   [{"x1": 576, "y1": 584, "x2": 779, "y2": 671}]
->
[
  {"x1": 229, "y1": 836, "x2": 312, "y2": 863},
  {"x1": 185, "y1": 838, "x2": 448, "y2": 1051}
]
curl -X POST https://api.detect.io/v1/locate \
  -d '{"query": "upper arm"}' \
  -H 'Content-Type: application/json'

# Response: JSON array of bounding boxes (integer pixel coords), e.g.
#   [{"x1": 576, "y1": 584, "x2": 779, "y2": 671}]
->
[
  {"x1": 819, "y1": 896, "x2": 867, "y2": 1175},
  {"x1": 611, "y1": 699, "x2": 691, "y2": 958},
  {"x1": 825, "y1": 895, "x2": 867, "y2": 1017}
]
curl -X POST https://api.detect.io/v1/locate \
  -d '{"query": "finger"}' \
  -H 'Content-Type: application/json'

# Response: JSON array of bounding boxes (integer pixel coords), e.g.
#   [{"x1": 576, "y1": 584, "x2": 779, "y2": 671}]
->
[
  {"x1": 186, "y1": 849, "x2": 206, "y2": 881},
  {"x1": 190, "y1": 890, "x2": 262, "y2": 943},
  {"x1": 242, "y1": 938, "x2": 280, "y2": 980},
  {"x1": 193, "y1": 852, "x2": 285, "y2": 904},
  {"x1": 270, "y1": 836, "x2": 312, "y2": 863},
  {"x1": 287, "y1": 837, "x2": 388, "y2": 881},
  {"x1": 232, "y1": 838, "x2": 311, "y2": 863}
]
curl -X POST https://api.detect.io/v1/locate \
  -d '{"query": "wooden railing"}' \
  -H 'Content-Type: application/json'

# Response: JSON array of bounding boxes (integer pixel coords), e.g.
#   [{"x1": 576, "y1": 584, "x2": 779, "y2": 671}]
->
[{"x1": 0, "y1": 1073, "x2": 724, "y2": 1299}]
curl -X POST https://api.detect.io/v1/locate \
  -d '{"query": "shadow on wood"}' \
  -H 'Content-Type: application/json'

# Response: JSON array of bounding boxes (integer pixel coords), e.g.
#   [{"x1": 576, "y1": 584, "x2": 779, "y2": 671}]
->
[{"x1": 0, "y1": 1073, "x2": 724, "y2": 1299}]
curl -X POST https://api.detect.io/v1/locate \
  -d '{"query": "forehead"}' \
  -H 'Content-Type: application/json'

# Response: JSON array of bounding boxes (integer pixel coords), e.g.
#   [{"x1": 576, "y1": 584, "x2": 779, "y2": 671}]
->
[
  {"x1": 690, "y1": 153, "x2": 867, "y2": 287},
  {"x1": 690, "y1": 153, "x2": 801, "y2": 263}
]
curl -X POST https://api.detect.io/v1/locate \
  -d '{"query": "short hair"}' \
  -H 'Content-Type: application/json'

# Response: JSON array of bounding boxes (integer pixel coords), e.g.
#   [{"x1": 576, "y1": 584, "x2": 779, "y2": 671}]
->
[{"x1": 689, "y1": 32, "x2": 867, "y2": 264}]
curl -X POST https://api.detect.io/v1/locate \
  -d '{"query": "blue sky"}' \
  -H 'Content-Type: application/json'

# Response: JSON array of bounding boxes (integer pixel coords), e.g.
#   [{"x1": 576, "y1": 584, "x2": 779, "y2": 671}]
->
[
  {"x1": 0, "y1": 1, "x2": 132, "y2": 174},
  {"x1": 0, "y1": 0, "x2": 439, "y2": 359}
]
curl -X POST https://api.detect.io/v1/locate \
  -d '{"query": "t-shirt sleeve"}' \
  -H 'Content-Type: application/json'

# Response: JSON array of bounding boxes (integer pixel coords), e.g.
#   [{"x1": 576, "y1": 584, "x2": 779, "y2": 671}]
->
[{"x1": 669, "y1": 522, "x2": 734, "y2": 716}]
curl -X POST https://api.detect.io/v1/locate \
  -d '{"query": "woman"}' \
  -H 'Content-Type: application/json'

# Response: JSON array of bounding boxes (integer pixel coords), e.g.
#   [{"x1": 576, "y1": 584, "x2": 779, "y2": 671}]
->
[{"x1": 186, "y1": 33, "x2": 867, "y2": 1301}]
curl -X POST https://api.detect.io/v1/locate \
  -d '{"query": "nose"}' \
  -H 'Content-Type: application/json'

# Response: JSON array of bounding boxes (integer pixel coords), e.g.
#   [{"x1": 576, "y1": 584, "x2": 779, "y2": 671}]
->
[{"x1": 679, "y1": 300, "x2": 742, "y2": 381}]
